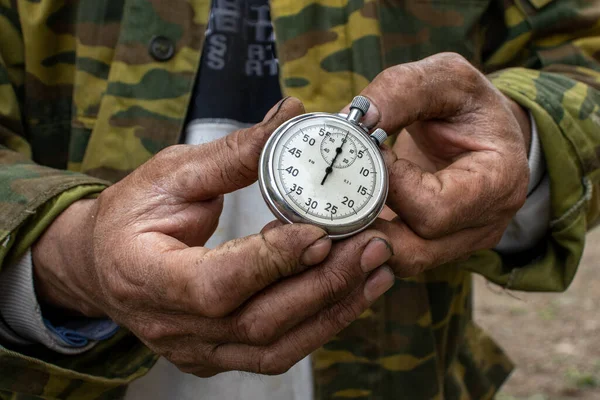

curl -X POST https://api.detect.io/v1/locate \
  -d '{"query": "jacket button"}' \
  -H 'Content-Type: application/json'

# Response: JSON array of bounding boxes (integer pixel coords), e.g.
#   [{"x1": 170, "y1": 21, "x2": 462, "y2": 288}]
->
[{"x1": 149, "y1": 36, "x2": 175, "y2": 61}]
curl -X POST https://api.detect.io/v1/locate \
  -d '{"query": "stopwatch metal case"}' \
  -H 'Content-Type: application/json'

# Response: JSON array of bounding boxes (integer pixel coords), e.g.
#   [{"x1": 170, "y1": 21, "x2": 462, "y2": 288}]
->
[{"x1": 259, "y1": 112, "x2": 389, "y2": 240}]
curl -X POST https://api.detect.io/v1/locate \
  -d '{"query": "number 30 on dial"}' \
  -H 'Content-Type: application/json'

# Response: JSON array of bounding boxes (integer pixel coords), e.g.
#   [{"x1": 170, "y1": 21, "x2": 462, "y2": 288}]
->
[{"x1": 259, "y1": 96, "x2": 389, "y2": 239}]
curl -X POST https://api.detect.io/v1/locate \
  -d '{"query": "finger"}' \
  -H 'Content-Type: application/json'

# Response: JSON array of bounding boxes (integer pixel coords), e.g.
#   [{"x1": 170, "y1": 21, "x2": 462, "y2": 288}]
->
[
  {"x1": 383, "y1": 147, "x2": 522, "y2": 238},
  {"x1": 200, "y1": 266, "x2": 395, "y2": 375},
  {"x1": 128, "y1": 230, "x2": 390, "y2": 347},
  {"x1": 150, "y1": 97, "x2": 306, "y2": 201},
  {"x1": 231, "y1": 230, "x2": 393, "y2": 345},
  {"x1": 260, "y1": 220, "x2": 283, "y2": 234},
  {"x1": 371, "y1": 218, "x2": 505, "y2": 277},
  {"x1": 162, "y1": 224, "x2": 331, "y2": 316},
  {"x1": 343, "y1": 53, "x2": 491, "y2": 135}
]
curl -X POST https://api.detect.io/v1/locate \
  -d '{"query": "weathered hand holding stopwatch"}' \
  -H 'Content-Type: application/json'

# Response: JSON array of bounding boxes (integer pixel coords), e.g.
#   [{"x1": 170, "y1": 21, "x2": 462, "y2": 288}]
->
[{"x1": 259, "y1": 96, "x2": 389, "y2": 239}]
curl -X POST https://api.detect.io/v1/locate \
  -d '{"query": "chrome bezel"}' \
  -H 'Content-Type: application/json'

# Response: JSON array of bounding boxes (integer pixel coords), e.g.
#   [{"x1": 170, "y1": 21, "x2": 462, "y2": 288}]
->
[{"x1": 258, "y1": 112, "x2": 388, "y2": 239}]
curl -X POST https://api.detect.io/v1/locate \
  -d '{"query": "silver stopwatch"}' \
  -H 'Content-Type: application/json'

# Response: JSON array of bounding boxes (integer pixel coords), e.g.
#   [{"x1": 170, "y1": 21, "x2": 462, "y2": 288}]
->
[{"x1": 259, "y1": 96, "x2": 389, "y2": 239}]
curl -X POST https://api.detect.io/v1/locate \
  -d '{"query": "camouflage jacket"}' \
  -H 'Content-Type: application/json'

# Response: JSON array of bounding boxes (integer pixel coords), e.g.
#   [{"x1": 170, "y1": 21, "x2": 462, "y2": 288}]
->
[{"x1": 1, "y1": 0, "x2": 599, "y2": 399}]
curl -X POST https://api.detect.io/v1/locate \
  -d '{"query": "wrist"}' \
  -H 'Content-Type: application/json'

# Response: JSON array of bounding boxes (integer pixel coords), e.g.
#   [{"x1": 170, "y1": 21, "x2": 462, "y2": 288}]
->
[
  {"x1": 506, "y1": 96, "x2": 532, "y2": 155},
  {"x1": 32, "y1": 199, "x2": 105, "y2": 318}
]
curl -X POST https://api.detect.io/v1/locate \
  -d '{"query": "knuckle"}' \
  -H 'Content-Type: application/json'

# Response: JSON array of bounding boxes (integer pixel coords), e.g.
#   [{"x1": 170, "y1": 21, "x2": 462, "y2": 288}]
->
[
  {"x1": 190, "y1": 367, "x2": 221, "y2": 378},
  {"x1": 398, "y1": 247, "x2": 436, "y2": 275},
  {"x1": 187, "y1": 266, "x2": 231, "y2": 318},
  {"x1": 173, "y1": 353, "x2": 219, "y2": 377},
  {"x1": 153, "y1": 146, "x2": 189, "y2": 175},
  {"x1": 482, "y1": 229, "x2": 505, "y2": 249},
  {"x1": 196, "y1": 281, "x2": 230, "y2": 318},
  {"x1": 235, "y1": 308, "x2": 281, "y2": 345},
  {"x1": 191, "y1": 250, "x2": 243, "y2": 318},
  {"x1": 387, "y1": 63, "x2": 425, "y2": 91},
  {"x1": 186, "y1": 155, "x2": 222, "y2": 192},
  {"x1": 137, "y1": 320, "x2": 169, "y2": 342},
  {"x1": 258, "y1": 351, "x2": 295, "y2": 376},
  {"x1": 181, "y1": 344, "x2": 228, "y2": 375},
  {"x1": 316, "y1": 267, "x2": 355, "y2": 306},
  {"x1": 257, "y1": 233, "x2": 297, "y2": 280},
  {"x1": 442, "y1": 52, "x2": 473, "y2": 73},
  {"x1": 165, "y1": 351, "x2": 196, "y2": 369},
  {"x1": 176, "y1": 364, "x2": 197, "y2": 374},
  {"x1": 325, "y1": 301, "x2": 362, "y2": 330},
  {"x1": 414, "y1": 212, "x2": 448, "y2": 239},
  {"x1": 378, "y1": 66, "x2": 399, "y2": 84},
  {"x1": 438, "y1": 52, "x2": 482, "y2": 91},
  {"x1": 510, "y1": 183, "x2": 528, "y2": 212},
  {"x1": 222, "y1": 132, "x2": 257, "y2": 183},
  {"x1": 105, "y1": 275, "x2": 136, "y2": 306},
  {"x1": 440, "y1": 51, "x2": 469, "y2": 65},
  {"x1": 156, "y1": 144, "x2": 185, "y2": 160}
]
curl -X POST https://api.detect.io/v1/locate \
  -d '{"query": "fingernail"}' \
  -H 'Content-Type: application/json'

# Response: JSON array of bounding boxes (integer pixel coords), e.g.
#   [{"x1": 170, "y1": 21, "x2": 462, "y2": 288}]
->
[
  {"x1": 364, "y1": 265, "x2": 395, "y2": 302},
  {"x1": 360, "y1": 238, "x2": 393, "y2": 273},
  {"x1": 362, "y1": 101, "x2": 381, "y2": 129},
  {"x1": 301, "y1": 236, "x2": 332, "y2": 266},
  {"x1": 263, "y1": 97, "x2": 291, "y2": 122}
]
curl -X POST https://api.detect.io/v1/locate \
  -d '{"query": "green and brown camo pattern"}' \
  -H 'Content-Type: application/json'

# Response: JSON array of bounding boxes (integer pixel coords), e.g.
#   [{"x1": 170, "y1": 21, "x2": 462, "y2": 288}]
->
[{"x1": 1, "y1": 0, "x2": 600, "y2": 398}]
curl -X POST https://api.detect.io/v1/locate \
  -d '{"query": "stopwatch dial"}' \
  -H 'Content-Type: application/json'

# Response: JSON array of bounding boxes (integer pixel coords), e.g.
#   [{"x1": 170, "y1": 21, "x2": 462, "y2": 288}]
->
[
  {"x1": 274, "y1": 120, "x2": 382, "y2": 225},
  {"x1": 319, "y1": 131, "x2": 358, "y2": 168}
]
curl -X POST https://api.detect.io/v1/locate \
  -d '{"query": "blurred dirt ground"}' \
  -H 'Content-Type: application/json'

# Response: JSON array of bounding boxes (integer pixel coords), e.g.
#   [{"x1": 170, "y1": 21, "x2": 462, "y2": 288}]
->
[{"x1": 474, "y1": 229, "x2": 600, "y2": 400}]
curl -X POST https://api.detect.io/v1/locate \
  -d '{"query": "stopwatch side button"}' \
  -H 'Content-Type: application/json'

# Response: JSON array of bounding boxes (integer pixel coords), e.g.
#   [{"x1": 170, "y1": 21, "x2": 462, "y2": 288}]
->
[
  {"x1": 351, "y1": 96, "x2": 370, "y2": 115},
  {"x1": 347, "y1": 96, "x2": 371, "y2": 124},
  {"x1": 370, "y1": 128, "x2": 388, "y2": 146}
]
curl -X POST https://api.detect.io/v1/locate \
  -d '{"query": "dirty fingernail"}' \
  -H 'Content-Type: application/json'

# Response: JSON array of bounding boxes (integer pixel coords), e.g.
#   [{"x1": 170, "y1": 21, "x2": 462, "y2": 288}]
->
[
  {"x1": 263, "y1": 97, "x2": 291, "y2": 122},
  {"x1": 362, "y1": 101, "x2": 380, "y2": 129},
  {"x1": 301, "y1": 236, "x2": 332, "y2": 266},
  {"x1": 360, "y1": 238, "x2": 393, "y2": 273},
  {"x1": 364, "y1": 265, "x2": 395, "y2": 302}
]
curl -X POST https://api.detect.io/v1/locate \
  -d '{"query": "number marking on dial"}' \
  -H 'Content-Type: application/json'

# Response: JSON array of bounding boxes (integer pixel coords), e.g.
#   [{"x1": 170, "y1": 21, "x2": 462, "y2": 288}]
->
[
  {"x1": 320, "y1": 131, "x2": 358, "y2": 169},
  {"x1": 276, "y1": 122, "x2": 378, "y2": 222}
]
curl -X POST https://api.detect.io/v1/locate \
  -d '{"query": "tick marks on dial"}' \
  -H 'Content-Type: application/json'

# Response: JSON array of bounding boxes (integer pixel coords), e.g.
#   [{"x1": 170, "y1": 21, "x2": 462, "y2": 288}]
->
[
  {"x1": 275, "y1": 121, "x2": 380, "y2": 224},
  {"x1": 320, "y1": 131, "x2": 358, "y2": 169}
]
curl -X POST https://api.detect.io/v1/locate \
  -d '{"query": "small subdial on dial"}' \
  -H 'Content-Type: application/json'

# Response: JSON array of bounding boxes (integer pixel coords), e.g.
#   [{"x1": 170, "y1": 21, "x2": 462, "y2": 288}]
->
[{"x1": 319, "y1": 132, "x2": 358, "y2": 169}]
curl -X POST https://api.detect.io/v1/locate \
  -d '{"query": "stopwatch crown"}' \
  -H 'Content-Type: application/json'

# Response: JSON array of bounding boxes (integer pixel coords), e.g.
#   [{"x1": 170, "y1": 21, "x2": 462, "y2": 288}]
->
[
  {"x1": 371, "y1": 128, "x2": 388, "y2": 146},
  {"x1": 350, "y1": 96, "x2": 371, "y2": 116}
]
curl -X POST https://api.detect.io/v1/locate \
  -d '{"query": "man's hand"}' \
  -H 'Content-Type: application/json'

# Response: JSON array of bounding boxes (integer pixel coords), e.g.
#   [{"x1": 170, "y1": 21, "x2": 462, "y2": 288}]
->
[
  {"x1": 32, "y1": 98, "x2": 395, "y2": 376},
  {"x1": 345, "y1": 52, "x2": 531, "y2": 277}
]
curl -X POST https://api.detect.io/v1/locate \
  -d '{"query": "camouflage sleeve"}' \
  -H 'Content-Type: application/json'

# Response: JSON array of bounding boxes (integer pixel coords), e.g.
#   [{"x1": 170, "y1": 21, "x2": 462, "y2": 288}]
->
[
  {"x1": 464, "y1": 0, "x2": 600, "y2": 292},
  {"x1": 0, "y1": 2, "x2": 109, "y2": 267},
  {"x1": 0, "y1": 4, "x2": 156, "y2": 399}
]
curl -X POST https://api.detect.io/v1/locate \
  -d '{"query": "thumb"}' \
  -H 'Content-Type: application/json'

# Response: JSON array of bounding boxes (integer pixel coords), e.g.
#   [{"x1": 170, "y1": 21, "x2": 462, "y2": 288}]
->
[
  {"x1": 160, "y1": 97, "x2": 305, "y2": 201},
  {"x1": 340, "y1": 53, "x2": 485, "y2": 135}
]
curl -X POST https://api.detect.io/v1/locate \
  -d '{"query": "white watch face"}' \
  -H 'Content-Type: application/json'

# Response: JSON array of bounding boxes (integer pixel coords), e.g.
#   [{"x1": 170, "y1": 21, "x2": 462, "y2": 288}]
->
[{"x1": 266, "y1": 115, "x2": 386, "y2": 230}]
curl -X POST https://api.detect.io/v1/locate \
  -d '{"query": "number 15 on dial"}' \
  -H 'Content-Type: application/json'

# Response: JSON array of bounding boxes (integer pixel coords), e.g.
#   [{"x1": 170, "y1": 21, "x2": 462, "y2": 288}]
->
[{"x1": 259, "y1": 96, "x2": 389, "y2": 239}]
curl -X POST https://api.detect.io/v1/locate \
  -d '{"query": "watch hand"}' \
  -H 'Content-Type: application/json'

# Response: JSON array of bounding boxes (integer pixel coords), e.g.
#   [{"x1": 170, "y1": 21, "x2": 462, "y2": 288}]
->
[
  {"x1": 320, "y1": 152, "x2": 339, "y2": 185},
  {"x1": 321, "y1": 131, "x2": 350, "y2": 185}
]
